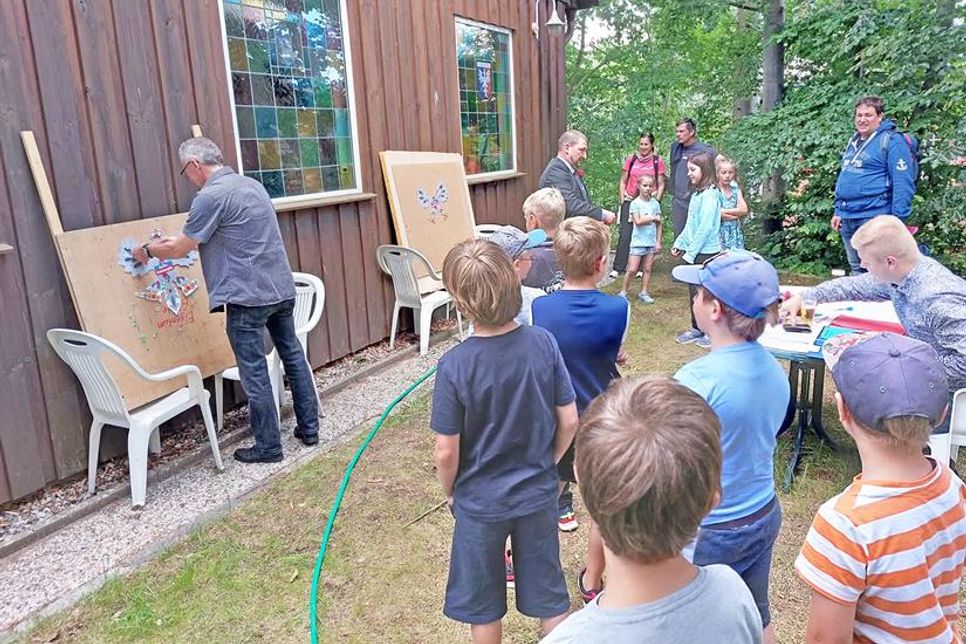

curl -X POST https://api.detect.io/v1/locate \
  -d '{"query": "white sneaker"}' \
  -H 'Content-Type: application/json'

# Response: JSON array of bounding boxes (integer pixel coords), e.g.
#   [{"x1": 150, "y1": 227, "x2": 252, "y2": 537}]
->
[
  {"x1": 636, "y1": 271, "x2": 643, "y2": 278},
  {"x1": 608, "y1": 270, "x2": 619, "y2": 278}
]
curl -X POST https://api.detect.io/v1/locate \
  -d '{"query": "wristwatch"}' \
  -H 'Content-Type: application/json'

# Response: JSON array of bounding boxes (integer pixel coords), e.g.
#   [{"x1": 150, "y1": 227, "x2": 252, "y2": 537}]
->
[{"x1": 141, "y1": 243, "x2": 153, "y2": 259}]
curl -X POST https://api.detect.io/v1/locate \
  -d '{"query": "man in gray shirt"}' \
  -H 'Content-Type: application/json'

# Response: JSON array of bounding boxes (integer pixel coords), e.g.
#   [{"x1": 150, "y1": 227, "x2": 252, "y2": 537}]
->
[
  {"x1": 669, "y1": 118, "x2": 717, "y2": 237},
  {"x1": 135, "y1": 138, "x2": 319, "y2": 463},
  {"x1": 781, "y1": 215, "x2": 966, "y2": 432}
]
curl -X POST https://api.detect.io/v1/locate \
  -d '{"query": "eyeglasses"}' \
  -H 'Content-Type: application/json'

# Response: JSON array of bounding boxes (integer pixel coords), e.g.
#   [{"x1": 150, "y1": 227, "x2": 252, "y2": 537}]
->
[{"x1": 179, "y1": 160, "x2": 195, "y2": 176}]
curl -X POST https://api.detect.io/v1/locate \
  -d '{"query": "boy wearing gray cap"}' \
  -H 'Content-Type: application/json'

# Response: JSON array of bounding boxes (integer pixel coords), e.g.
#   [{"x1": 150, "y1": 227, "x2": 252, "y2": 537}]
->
[
  {"x1": 796, "y1": 332, "x2": 966, "y2": 643},
  {"x1": 486, "y1": 226, "x2": 548, "y2": 326}
]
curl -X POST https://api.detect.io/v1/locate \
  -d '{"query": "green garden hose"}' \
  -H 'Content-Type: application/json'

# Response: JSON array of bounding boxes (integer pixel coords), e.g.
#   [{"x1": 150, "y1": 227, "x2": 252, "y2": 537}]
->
[{"x1": 308, "y1": 365, "x2": 438, "y2": 643}]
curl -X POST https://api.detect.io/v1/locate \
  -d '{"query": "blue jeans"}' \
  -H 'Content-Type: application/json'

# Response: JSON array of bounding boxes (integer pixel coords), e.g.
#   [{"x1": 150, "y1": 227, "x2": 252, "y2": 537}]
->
[
  {"x1": 226, "y1": 299, "x2": 319, "y2": 456},
  {"x1": 693, "y1": 497, "x2": 782, "y2": 628},
  {"x1": 839, "y1": 216, "x2": 874, "y2": 274}
]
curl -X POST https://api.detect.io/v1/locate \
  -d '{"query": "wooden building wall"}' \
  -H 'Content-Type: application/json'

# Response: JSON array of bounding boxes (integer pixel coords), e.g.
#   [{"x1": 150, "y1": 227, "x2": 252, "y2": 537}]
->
[{"x1": 0, "y1": 0, "x2": 568, "y2": 502}]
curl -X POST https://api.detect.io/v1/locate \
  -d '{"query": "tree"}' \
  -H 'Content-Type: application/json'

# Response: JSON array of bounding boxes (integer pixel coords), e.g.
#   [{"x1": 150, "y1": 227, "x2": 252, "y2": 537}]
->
[{"x1": 567, "y1": 0, "x2": 966, "y2": 273}]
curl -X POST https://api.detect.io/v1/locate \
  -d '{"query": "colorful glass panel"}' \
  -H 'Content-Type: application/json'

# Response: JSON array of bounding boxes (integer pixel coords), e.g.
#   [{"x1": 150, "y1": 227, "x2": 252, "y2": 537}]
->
[
  {"x1": 223, "y1": 0, "x2": 357, "y2": 198},
  {"x1": 456, "y1": 20, "x2": 515, "y2": 176}
]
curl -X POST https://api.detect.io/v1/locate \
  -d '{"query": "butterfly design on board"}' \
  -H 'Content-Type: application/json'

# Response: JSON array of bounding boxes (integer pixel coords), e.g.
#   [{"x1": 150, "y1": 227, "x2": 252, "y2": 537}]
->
[
  {"x1": 416, "y1": 183, "x2": 449, "y2": 223},
  {"x1": 117, "y1": 233, "x2": 200, "y2": 316}
]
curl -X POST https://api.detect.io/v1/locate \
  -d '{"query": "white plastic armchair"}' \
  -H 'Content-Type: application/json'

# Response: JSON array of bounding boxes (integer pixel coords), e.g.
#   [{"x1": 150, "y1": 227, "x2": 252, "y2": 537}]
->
[
  {"x1": 474, "y1": 223, "x2": 503, "y2": 238},
  {"x1": 927, "y1": 388, "x2": 966, "y2": 467},
  {"x1": 47, "y1": 328, "x2": 223, "y2": 508},
  {"x1": 376, "y1": 245, "x2": 463, "y2": 355},
  {"x1": 292, "y1": 272, "x2": 326, "y2": 350},
  {"x1": 214, "y1": 271, "x2": 325, "y2": 430}
]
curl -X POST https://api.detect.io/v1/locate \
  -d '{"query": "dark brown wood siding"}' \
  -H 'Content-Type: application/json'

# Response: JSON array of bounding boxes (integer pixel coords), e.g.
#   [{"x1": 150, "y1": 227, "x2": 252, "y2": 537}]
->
[{"x1": 0, "y1": 0, "x2": 567, "y2": 502}]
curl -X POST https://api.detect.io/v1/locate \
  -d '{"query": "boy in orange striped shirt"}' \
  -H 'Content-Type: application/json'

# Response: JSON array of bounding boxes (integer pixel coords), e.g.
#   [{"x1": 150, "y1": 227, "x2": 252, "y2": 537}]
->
[{"x1": 796, "y1": 332, "x2": 966, "y2": 643}]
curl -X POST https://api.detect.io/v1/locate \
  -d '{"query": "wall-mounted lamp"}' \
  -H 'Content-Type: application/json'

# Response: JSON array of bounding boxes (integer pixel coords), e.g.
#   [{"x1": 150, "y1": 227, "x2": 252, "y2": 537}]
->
[{"x1": 546, "y1": 2, "x2": 566, "y2": 36}]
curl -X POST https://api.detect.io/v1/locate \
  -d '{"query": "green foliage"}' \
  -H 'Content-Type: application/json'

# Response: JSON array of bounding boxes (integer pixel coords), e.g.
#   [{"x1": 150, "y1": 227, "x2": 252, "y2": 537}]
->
[
  {"x1": 567, "y1": 1, "x2": 759, "y2": 212},
  {"x1": 569, "y1": 0, "x2": 966, "y2": 274},
  {"x1": 724, "y1": 0, "x2": 966, "y2": 273}
]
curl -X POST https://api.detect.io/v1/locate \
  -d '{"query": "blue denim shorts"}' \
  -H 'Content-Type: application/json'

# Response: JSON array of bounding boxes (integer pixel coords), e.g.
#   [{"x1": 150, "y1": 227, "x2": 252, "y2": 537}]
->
[
  {"x1": 692, "y1": 497, "x2": 782, "y2": 627},
  {"x1": 629, "y1": 244, "x2": 656, "y2": 257},
  {"x1": 444, "y1": 504, "x2": 569, "y2": 624}
]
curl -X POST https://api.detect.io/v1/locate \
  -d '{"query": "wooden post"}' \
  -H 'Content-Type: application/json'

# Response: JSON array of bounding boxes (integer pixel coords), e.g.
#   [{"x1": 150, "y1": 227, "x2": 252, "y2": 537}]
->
[
  {"x1": 191, "y1": 124, "x2": 203, "y2": 138},
  {"x1": 20, "y1": 130, "x2": 64, "y2": 236}
]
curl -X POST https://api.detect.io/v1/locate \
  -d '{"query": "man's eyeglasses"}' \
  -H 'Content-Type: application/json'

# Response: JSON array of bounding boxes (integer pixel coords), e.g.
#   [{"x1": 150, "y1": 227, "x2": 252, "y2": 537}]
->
[{"x1": 179, "y1": 160, "x2": 195, "y2": 176}]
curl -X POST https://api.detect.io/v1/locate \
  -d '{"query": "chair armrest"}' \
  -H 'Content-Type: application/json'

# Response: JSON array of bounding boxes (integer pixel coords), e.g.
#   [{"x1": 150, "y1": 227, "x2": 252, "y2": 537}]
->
[
  {"x1": 408, "y1": 247, "x2": 444, "y2": 281},
  {"x1": 134, "y1": 363, "x2": 204, "y2": 393}
]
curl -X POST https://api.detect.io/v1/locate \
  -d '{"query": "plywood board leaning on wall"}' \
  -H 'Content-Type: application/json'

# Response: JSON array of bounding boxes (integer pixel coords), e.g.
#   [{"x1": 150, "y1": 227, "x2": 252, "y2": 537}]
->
[
  {"x1": 379, "y1": 151, "x2": 477, "y2": 292},
  {"x1": 56, "y1": 213, "x2": 235, "y2": 408}
]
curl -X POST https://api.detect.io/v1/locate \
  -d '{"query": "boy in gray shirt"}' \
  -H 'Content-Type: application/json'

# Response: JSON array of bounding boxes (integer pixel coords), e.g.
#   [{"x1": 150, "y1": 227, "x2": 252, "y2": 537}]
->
[{"x1": 543, "y1": 375, "x2": 762, "y2": 644}]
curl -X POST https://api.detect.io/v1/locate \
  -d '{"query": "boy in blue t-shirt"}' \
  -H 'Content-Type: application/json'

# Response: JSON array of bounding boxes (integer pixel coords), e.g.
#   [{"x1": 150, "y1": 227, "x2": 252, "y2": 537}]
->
[
  {"x1": 672, "y1": 251, "x2": 790, "y2": 644},
  {"x1": 619, "y1": 174, "x2": 662, "y2": 303},
  {"x1": 432, "y1": 239, "x2": 578, "y2": 641},
  {"x1": 532, "y1": 216, "x2": 629, "y2": 604}
]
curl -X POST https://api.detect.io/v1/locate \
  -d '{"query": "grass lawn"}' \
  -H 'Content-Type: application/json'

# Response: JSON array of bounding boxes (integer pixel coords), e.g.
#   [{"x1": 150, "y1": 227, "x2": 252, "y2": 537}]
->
[{"x1": 23, "y1": 256, "x2": 952, "y2": 643}]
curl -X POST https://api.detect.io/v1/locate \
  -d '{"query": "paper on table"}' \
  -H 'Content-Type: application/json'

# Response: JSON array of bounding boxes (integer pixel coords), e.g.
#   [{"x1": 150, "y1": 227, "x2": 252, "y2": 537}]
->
[{"x1": 759, "y1": 321, "x2": 824, "y2": 355}]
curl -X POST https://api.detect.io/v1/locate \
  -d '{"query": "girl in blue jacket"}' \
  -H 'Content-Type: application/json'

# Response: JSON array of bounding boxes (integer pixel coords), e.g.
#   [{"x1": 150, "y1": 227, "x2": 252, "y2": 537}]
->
[{"x1": 672, "y1": 151, "x2": 722, "y2": 346}]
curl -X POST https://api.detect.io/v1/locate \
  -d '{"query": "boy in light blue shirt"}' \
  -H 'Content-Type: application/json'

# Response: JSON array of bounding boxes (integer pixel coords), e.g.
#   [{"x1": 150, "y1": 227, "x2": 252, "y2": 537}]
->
[
  {"x1": 619, "y1": 174, "x2": 662, "y2": 303},
  {"x1": 672, "y1": 251, "x2": 790, "y2": 644}
]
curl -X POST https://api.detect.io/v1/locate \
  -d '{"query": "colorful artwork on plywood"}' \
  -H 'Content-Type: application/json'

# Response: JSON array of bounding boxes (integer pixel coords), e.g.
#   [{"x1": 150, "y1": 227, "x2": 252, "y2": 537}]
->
[
  {"x1": 416, "y1": 184, "x2": 449, "y2": 223},
  {"x1": 117, "y1": 231, "x2": 200, "y2": 316}
]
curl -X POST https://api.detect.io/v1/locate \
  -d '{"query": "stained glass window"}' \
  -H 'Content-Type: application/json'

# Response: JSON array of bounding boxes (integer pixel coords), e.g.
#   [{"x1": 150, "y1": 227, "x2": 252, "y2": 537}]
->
[
  {"x1": 456, "y1": 19, "x2": 515, "y2": 176},
  {"x1": 222, "y1": 0, "x2": 359, "y2": 200}
]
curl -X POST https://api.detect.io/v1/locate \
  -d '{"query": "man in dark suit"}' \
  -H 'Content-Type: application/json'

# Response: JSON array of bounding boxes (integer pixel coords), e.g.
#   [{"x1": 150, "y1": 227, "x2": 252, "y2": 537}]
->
[{"x1": 539, "y1": 130, "x2": 616, "y2": 225}]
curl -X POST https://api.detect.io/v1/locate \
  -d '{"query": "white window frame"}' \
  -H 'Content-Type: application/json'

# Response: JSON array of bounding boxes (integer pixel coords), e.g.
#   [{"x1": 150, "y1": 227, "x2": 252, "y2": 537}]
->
[
  {"x1": 454, "y1": 17, "x2": 518, "y2": 180},
  {"x1": 218, "y1": 0, "x2": 363, "y2": 207}
]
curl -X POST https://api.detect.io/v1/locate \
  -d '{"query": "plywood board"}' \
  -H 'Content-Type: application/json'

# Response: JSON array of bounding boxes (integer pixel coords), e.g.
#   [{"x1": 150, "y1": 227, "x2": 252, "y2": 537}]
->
[
  {"x1": 379, "y1": 151, "x2": 476, "y2": 289},
  {"x1": 56, "y1": 213, "x2": 235, "y2": 408}
]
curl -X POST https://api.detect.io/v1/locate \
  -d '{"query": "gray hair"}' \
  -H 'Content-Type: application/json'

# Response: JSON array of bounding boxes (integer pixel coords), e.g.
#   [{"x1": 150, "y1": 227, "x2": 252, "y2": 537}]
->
[
  {"x1": 557, "y1": 130, "x2": 587, "y2": 150},
  {"x1": 178, "y1": 137, "x2": 224, "y2": 166}
]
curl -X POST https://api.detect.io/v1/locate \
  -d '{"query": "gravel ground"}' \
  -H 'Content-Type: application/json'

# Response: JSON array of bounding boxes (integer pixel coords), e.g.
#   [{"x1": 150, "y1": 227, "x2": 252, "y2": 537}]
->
[
  {"x1": 0, "y1": 329, "x2": 432, "y2": 544},
  {"x1": 0, "y1": 331, "x2": 455, "y2": 636}
]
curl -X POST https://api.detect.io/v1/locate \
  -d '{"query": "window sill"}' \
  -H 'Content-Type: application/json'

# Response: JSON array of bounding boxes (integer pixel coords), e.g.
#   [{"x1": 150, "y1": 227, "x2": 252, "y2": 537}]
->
[
  {"x1": 466, "y1": 171, "x2": 526, "y2": 186},
  {"x1": 273, "y1": 192, "x2": 377, "y2": 213}
]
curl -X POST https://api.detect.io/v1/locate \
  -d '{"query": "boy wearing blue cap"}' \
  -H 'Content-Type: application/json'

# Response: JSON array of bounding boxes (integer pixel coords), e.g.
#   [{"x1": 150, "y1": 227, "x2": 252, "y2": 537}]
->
[
  {"x1": 672, "y1": 251, "x2": 790, "y2": 644},
  {"x1": 796, "y1": 332, "x2": 966, "y2": 643}
]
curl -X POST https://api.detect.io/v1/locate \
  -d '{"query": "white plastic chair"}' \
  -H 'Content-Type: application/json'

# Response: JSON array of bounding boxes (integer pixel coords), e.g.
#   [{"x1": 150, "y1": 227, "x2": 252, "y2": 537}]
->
[
  {"x1": 376, "y1": 245, "x2": 463, "y2": 355},
  {"x1": 214, "y1": 272, "x2": 325, "y2": 430},
  {"x1": 927, "y1": 388, "x2": 966, "y2": 467},
  {"x1": 474, "y1": 223, "x2": 502, "y2": 238},
  {"x1": 47, "y1": 328, "x2": 223, "y2": 508}
]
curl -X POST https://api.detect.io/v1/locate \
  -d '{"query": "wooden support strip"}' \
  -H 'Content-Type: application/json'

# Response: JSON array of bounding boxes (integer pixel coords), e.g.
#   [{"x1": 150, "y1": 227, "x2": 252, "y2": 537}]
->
[
  {"x1": 0, "y1": 243, "x2": 13, "y2": 255},
  {"x1": 19, "y1": 130, "x2": 63, "y2": 236},
  {"x1": 190, "y1": 123, "x2": 203, "y2": 138}
]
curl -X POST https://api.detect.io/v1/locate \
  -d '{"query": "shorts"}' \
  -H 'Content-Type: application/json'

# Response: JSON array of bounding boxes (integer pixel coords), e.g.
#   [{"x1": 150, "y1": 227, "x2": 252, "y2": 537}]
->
[
  {"x1": 444, "y1": 504, "x2": 570, "y2": 624},
  {"x1": 692, "y1": 497, "x2": 782, "y2": 627},
  {"x1": 629, "y1": 244, "x2": 656, "y2": 257}
]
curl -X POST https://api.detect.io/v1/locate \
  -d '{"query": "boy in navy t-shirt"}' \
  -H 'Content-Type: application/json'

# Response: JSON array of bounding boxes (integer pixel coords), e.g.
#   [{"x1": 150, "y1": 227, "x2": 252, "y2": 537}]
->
[
  {"x1": 672, "y1": 251, "x2": 790, "y2": 644},
  {"x1": 432, "y1": 239, "x2": 578, "y2": 641},
  {"x1": 532, "y1": 216, "x2": 630, "y2": 603}
]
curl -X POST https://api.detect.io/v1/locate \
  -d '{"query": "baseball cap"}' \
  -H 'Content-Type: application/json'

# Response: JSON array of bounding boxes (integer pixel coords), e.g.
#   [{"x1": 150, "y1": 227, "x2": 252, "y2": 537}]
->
[
  {"x1": 822, "y1": 332, "x2": 949, "y2": 430},
  {"x1": 671, "y1": 251, "x2": 780, "y2": 318},
  {"x1": 486, "y1": 226, "x2": 548, "y2": 259}
]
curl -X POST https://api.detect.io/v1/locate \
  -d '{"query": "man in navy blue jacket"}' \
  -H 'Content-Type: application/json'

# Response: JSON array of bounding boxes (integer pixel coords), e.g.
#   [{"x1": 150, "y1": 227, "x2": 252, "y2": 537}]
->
[{"x1": 832, "y1": 96, "x2": 916, "y2": 274}]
